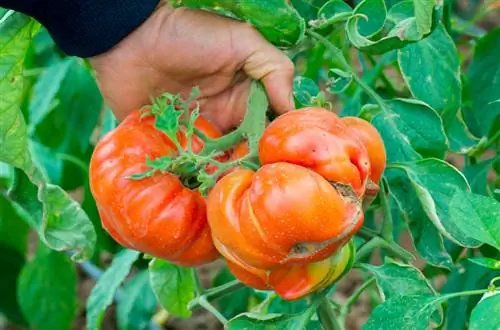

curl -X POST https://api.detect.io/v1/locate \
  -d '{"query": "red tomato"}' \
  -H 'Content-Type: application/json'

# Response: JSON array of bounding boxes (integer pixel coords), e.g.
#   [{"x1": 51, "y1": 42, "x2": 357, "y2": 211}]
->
[{"x1": 89, "y1": 110, "x2": 221, "y2": 266}]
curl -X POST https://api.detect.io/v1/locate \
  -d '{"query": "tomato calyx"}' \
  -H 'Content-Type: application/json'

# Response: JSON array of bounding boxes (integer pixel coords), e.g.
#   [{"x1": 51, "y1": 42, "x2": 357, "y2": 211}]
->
[{"x1": 126, "y1": 82, "x2": 270, "y2": 194}]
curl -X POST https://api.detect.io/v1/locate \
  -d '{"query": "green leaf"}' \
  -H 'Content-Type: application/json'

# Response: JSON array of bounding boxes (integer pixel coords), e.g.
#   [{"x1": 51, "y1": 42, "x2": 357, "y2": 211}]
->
[
  {"x1": 413, "y1": 0, "x2": 437, "y2": 36},
  {"x1": 117, "y1": 270, "x2": 157, "y2": 330},
  {"x1": 290, "y1": 0, "x2": 329, "y2": 22},
  {"x1": 9, "y1": 169, "x2": 96, "y2": 261},
  {"x1": 0, "y1": 244, "x2": 26, "y2": 325},
  {"x1": 0, "y1": 194, "x2": 29, "y2": 256},
  {"x1": 449, "y1": 189, "x2": 500, "y2": 250},
  {"x1": 29, "y1": 139, "x2": 63, "y2": 184},
  {"x1": 327, "y1": 68, "x2": 352, "y2": 94},
  {"x1": 387, "y1": 159, "x2": 481, "y2": 248},
  {"x1": 28, "y1": 59, "x2": 72, "y2": 131},
  {"x1": 462, "y1": 157, "x2": 497, "y2": 196},
  {"x1": 171, "y1": 0, "x2": 305, "y2": 47},
  {"x1": 149, "y1": 259, "x2": 195, "y2": 318},
  {"x1": 17, "y1": 245, "x2": 77, "y2": 330},
  {"x1": 470, "y1": 294, "x2": 500, "y2": 330},
  {"x1": 293, "y1": 76, "x2": 320, "y2": 107},
  {"x1": 468, "y1": 258, "x2": 500, "y2": 270},
  {"x1": 398, "y1": 23, "x2": 477, "y2": 153},
  {"x1": 354, "y1": 0, "x2": 386, "y2": 38},
  {"x1": 370, "y1": 99, "x2": 447, "y2": 163},
  {"x1": 227, "y1": 311, "x2": 312, "y2": 329},
  {"x1": 465, "y1": 29, "x2": 500, "y2": 137},
  {"x1": 362, "y1": 258, "x2": 437, "y2": 299},
  {"x1": 312, "y1": 0, "x2": 352, "y2": 29},
  {"x1": 0, "y1": 162, "x2": 15, "y2": 190},
  {"x1": 363, "y1": 295, "x2": 440, "y2": 330},
  {"x1": 0, "y1": 12, "x2": 34, "y2": 171},
  {"x1": 213, "y1": 267, "x2": 253, "y2": 319},
  {"x1": 86, "y1": 249, "x2": 140, "y2": 330},
  {"x1": 441, "y1": 261, "x2": 500, "y2": 330}
]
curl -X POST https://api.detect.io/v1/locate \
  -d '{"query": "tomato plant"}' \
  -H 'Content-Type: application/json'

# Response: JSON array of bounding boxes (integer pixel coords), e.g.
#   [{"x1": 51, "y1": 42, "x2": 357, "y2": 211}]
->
[{"x1": 1, "y1": 1, "x2": 500, "y2": 330}]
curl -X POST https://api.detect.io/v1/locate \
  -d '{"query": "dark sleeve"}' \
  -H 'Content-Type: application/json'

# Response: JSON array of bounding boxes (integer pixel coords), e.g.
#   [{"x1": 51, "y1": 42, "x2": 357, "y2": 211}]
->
[{"x1": 0, "y1": 0, "x2": 160, "y2": 57}]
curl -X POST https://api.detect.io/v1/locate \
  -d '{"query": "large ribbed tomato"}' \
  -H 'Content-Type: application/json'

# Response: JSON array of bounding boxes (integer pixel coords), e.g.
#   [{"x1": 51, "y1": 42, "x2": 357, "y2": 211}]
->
[
  {"x1": 207, "y1": 107, "x2": 385, "y2": 299},
  {"x1": 89, "y1": 109, "x2": 221, "y2": 266}
]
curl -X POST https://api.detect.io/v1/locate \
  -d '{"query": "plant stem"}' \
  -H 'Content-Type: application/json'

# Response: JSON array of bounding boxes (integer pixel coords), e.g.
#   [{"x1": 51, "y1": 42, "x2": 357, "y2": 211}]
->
[
  {"x1": 188, "y1": 280, "x2": 245, "y2": 310},
  {"x1": 198, "y1": 296, "x2": 228, "y2": 325},
  {"x1": 355, "y1": 237, "x2": 414, "y2": 263},
  {"x1": 364, "y1": 54, "x2": 397, "y2": 96},
  {"x1": 469, "y1": 129, "x2": 500, "y2": 158},
  {"x1": 437, "y1": 287, "x2": 499, "y2": 304},
  {"x1": 199, "y1": 81, "x2": 268, "y2": 157},
  {"x1": 341, "y1": 277, "x2": 376, "y2": 316},
  {"x1": 307, "y1": 29, "x2": 390, "y2": 112},
  {"x1": 356, "y1": 227, "x2": 378, "y2": 241},
  {"x1": 317, "y1": 297, "x2": 344, "y2": 330},
  {"x1": 379, "y1": 180, "x2": 394, "y2": 241}
]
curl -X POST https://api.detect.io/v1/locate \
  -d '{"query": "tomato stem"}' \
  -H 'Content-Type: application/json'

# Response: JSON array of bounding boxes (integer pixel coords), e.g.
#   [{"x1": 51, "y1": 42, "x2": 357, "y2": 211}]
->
[
  {"x1": 379, "y1": 179, "x2": 394, "y2": 241},
  {"x1": 355, "y1": 236, "x2": 414, "y2": 263},
  {"x1": 188, "y1": 280, "x2": 245, "y2": 310},
  {"x1": 317, "y1": 297, "x2": 344, "y2": 330},
  {"x1": 340, "y1": 277, "x2": 376, "y2": 317},
  {"x1": 198, "y1": 81, "x2": 269, "y2": 158}
]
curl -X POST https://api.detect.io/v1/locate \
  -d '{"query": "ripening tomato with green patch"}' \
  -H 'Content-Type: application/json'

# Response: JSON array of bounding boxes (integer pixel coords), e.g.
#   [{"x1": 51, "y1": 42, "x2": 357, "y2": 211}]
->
[
  {"x1": 89, "y1": 109, "x2": 222, "y2": 266},
  {"x1": 207, "y1": 107, "x2": 385, "y2": 299}
]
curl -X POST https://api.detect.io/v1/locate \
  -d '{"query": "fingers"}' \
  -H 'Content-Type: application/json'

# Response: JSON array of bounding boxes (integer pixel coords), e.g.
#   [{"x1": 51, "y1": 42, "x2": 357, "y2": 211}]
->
[{"x1": 237, "y1": 27, "x2": 295, "y2": 115}]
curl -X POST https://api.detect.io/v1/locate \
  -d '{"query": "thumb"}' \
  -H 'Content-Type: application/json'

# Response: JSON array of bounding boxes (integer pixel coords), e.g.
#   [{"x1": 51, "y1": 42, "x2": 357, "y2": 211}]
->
[{"x1": 238, "y1": 28, "x2": 296, "y2": 115}]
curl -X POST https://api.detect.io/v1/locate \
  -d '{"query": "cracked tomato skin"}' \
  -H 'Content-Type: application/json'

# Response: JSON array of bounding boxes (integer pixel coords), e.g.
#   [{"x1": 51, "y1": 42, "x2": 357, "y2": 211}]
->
[
  {"x1": 207, "y1": 163, "x2": 362, "y2": 269},
  {"x1": 342, "y1": 116, "x2": 386, "y2": 195},
  {"x1": 258, "y1": 108, "x2": 372, "y2": 197},
  {"x1": 89, "y1": 109, "x2": 221, "y2": 266}
]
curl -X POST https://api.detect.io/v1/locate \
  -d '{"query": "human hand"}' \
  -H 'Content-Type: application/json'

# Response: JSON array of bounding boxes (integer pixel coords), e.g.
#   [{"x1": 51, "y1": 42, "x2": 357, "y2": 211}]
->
[{"x1": 89, "y1": 2, "x2": 295, "y2": 132}]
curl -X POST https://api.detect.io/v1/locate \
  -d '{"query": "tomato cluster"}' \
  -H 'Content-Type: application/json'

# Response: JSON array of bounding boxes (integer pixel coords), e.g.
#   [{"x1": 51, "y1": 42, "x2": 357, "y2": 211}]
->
[{"x1": 89, "y1": 106, "x2": 386, "y2": 300}]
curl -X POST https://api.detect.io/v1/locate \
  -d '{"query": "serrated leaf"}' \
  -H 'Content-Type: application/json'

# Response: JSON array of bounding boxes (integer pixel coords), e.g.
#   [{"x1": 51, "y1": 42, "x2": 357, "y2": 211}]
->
[
  {"x1": 387, "y1": 159, "x2": 482, "y2": 249},
  {"x1": 449, "y1": 190, "x2": 500, "y2": 250},
  {"x1": 149, "y1": 259, "x2": 195, "y2": 318},
  {"x1": 9, "y1": 169, "x2": 96, "y2": 261},
  {"x1": 86, "y1": 249, "x2": 140, "y2": 330},
  {"x1": 17, "y1": 245, "x2": 77, "y2": 330},
  {"x1": 363, "y1": 295, "x2": 440, "y2": 330},
  {"x1": 0, "y1": 12, "x2": 34, "y2": 171},
  {"x1": 470, "y1": 294, "x2": 500, "y2": 330},
  {"x1": 465, "y1": 29, "x2": 500, "y2": 137},
  {"x1": 117, "y1": 270, "x2": 157, "y2": 330},
  {"x1": 172, "y1": 0, "x2": 305, "y2": 47},
  {"x1": 468, "y1": 258, "x2": 500, "y2": 270},
  {"x1": 370, "y1": 99, "x2": 447, "y2": 163}
]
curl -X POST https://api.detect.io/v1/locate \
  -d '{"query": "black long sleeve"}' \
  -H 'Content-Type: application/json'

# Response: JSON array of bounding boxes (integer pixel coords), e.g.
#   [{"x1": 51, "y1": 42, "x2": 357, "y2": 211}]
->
[{"x1": 1, "y1": 0, "x2": 160, "y2": 57}]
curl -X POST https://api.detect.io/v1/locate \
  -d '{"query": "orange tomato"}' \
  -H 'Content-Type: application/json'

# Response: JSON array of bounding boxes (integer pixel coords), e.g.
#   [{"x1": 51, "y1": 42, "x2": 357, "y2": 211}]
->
[{"x1": 89, "y1": 109, "x2": 220, "y2": 266}]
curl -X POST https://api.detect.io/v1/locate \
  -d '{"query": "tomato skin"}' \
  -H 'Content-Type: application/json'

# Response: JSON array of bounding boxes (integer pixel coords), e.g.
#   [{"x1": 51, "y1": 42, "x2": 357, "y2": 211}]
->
[
  {"x1": 341, "y1": 117, "x2": 386, "y2": 199},
  {"x1": 226, "y1": 240, "x2": 356, "y2": 301},
  {"x1": 89, "y1": 110, "x2": 220, "y2": 266},
  {"x1": 259, "y1": 108, "x2": 371, "y2": 197},
  {"x1": 207, "y1": 164, "x2": 362, "y2": 270}
]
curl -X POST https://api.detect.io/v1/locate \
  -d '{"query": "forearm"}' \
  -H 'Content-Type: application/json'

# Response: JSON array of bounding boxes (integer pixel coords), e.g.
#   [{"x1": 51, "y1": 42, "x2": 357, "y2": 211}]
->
[{"x1": 0, "y1": 0, "x2": 160, "y2": 57}]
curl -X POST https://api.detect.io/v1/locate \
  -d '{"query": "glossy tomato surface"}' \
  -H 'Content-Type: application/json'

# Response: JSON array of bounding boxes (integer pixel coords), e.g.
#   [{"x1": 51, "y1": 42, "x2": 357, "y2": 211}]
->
[
  {"x1": 90, "y1": 109, "x2": 221, "y2": 266},
  {"x1": 259, "y1": 108, "x2": 371, "y2": 197}
]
